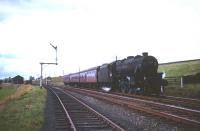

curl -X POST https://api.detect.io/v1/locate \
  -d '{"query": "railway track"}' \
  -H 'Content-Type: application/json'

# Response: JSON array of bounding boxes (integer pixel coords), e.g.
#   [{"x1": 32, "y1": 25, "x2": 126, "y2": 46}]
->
[
  {"x1": 50, "y1": 91, "x2": 73, "y2": 130},
  {"x1": 163, "y1": 95, "x2": 200, "y2": 109},
  {"x1": 47, "y1": 86, "x2": 125, "y2": 131},
  {"x1": 64, "y1": 87, "x2": 200, "y2": 129},
  {"x1": 59, "y1": 85, "x2": 200, "y2": 110},
  {"x1": 113, "y1": 92, "x2": 200, "y2": 110},
  {"x1": 60, "y1": 85, "x2": 200, "y2": 110}
]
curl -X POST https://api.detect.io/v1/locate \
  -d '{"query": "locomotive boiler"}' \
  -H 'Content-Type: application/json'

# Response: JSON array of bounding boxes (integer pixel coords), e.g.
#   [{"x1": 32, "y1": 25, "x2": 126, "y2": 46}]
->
[
  {"x1": 114, "y1": 53, "x2": 165, "y2": 94},
  {"x1": 64, "y1": 53, "x2": 167, "y2": 95}
]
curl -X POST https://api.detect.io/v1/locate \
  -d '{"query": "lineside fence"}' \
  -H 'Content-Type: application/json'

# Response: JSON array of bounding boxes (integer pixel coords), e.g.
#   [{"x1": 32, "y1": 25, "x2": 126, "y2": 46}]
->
[
  {"x1": 165, "y1": 77, "x2": 184, "y2": 88},
  {"x1": 165, "y1": 73, "x2": 200, "y2": 88}
]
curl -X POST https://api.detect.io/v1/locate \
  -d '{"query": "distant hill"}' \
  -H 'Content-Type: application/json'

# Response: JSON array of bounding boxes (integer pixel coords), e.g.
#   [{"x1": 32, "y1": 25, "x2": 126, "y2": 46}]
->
[
  {"x1": 159, "y1": 59, "x2": 200, "y2": 65},
  {"x1": 158, "y1": 59, "x2": 200, "y2": 77}
]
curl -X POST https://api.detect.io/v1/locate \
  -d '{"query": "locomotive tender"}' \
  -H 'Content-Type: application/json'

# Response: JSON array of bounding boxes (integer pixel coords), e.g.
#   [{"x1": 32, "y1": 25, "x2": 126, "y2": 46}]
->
[{"x1": 64, "y1": 53, "x2": 167, "y2": 95}]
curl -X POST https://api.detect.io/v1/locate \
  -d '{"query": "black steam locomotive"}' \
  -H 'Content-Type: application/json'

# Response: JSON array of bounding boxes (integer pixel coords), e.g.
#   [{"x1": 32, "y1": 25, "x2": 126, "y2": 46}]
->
[{"x1": 64, "y1": 53, "x2": 167, "y2": 95}]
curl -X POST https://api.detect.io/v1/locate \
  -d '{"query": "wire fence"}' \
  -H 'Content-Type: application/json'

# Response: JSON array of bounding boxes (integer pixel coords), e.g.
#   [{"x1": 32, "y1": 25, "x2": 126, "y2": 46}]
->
[
  {"x1": 165, "y1": 77, "x2": 183, "y2": 88},
  {"x1": 165, "y1": 73, "x2": 200, "y2": 88}
]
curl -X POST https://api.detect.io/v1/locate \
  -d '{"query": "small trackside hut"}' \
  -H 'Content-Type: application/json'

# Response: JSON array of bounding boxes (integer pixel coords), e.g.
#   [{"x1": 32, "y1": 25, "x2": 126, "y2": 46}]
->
[{"x1": 12, "y1": 75, "x2": 24, "y2": 84}]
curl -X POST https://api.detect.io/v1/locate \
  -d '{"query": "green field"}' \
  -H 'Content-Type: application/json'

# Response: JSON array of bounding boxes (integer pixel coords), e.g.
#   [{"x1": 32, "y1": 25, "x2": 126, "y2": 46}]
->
[
  {"x1": 0, "y1": 86, "x2": 47, "y2": 131},
  {"x1": 158, "y1": 60, "x2": 200, "y2": 98},
  {"x1": 158, "y1": 60, "x2": 200, "y2": 77},
  {"x1": 0, "y1": 87, "x2": 17, "y2": 101}
]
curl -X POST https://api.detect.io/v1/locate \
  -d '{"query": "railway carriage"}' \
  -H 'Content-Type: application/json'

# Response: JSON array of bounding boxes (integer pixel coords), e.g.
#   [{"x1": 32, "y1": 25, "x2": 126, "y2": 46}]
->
[
  {"x1": 63, "y1": 74, "x2": 70, "y2": 85},
  {"x1": 69, "y1": 73, "x2": 79, "y2": 86}
]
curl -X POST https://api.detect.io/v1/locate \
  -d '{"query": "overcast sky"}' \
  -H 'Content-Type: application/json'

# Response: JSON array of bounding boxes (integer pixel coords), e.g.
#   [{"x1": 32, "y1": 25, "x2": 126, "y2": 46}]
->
[{"x1": 0, "y1": 0, "x2": 200, "y2": 79}]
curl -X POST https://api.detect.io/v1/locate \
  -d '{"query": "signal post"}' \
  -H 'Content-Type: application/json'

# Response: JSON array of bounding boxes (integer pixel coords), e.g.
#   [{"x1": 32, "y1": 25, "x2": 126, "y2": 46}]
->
[{"x1": 40, "y1": 43, "x2": 58, "y2": 87}]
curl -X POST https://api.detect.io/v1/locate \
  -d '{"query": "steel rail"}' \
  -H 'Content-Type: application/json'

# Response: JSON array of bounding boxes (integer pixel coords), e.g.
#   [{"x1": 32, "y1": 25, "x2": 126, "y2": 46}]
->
[
  {"x1": 59, "y1": 89, "x2": 126, "y2": 131},
  {"x1": 69, "y1": 87, "x2": 200, "y2": 114},
  {"x1": 53, "y1": 87, "x2": 125, "y2": 131},
  {"x1": 48, "y1": 87, "x2": 77, "y2": 131},
  {"x1": 112, "y1": 92, "x2": 200, "y2": 110},
  {"x1": 66, "y1": 87, "x2": 200, "y2": 128}
]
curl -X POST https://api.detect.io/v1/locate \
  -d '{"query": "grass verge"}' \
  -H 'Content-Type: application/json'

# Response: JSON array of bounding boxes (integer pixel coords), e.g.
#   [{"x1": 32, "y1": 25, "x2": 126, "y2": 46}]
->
[
  {"x1": 0, "y1": 86, "x2": 46, "y2": 131},
  {"x1": 0, "y1": 87, "x2": 17, "y2": 101},
  {"x1": 165, "y1": 84, "x2": 200, "y2": 98},
  {"x1": 0, "y1": 85, "x2": 32, "y2": 105},
  {"x1": 158, "y1": 60, "x2": 200, "y2": 98}
]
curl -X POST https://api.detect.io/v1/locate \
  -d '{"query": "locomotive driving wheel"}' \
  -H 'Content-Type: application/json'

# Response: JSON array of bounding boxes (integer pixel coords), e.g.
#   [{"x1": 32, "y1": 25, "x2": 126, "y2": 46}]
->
[
  {"x1": 120, "y1": 84, "x2": 127, "y2": 93},
  {"x1": 119, "y1": 80, "x2": 129, "y2": 93}
]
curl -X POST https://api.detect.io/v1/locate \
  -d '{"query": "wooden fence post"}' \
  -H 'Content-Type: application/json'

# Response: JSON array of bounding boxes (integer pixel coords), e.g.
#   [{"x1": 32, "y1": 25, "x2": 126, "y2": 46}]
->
[{"x1": 181, "y1": 77, "x2": 183, "y2": 88}]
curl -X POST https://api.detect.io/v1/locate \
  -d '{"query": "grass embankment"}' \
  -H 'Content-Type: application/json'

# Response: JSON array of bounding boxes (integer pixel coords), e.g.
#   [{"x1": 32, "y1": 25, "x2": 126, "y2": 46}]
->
[
  {"x1": 0, "y1": 85, "x2": 32, "y2": 105},
  {"x1": 0, "y1": 87, "x2": 17, "y2": 101},
  {"x1": 158, "y1": 60, "x2": 200, "y2": 98},
  {"x1": 159, "y1": 60, "x2": 200, "y2": 77},
  {"x1": 0, "y1": 85, "x2": 46, "y2": 131},
  {"x1": 0, "y1": 83, "x2": 19, "y2": 101},
  {"x1": 164, "y1": 84, "x2": 200, "y2": 98},
  {"x1": 51, "y1": 76, "x2": 64, "y2": 86}
]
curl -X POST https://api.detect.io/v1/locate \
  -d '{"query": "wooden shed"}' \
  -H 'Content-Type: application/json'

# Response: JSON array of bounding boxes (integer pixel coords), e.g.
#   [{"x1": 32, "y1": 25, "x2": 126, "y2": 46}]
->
[{"x1": 12, "y1": 75, "x2": 24, "y2": 84}]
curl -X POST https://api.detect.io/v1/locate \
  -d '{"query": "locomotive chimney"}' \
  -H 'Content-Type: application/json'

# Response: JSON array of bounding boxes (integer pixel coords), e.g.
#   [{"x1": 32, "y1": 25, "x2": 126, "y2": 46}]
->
[{"x1": 142, "y1": 52, "x2": 148, "y2": 56}]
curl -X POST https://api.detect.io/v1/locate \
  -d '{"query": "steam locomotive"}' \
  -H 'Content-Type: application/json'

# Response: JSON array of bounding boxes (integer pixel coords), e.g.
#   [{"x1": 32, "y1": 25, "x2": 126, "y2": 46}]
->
[{"x1": 64, "y1": 53, "x2": 167, "y2": 95}]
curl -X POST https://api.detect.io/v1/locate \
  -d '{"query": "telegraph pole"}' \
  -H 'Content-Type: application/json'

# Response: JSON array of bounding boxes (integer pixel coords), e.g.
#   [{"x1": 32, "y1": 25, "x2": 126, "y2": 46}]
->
[{"x1": 40, "y1": 43, "x2": 58, "y2": 87}]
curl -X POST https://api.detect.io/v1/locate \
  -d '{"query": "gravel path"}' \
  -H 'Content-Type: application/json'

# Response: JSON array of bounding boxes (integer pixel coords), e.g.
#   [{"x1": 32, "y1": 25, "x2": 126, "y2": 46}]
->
[
  {"x1": 42, "y1": 89, "x2": 57, "y2": 131},
  {"x1": 42, "y1": 88, "x2": 198, "y2": 131}
]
